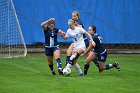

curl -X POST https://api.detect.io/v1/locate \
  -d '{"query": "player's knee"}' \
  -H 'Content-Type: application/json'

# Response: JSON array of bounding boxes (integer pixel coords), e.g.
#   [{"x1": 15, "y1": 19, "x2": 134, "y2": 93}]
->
[
  {"x1": 48, "y1": 61, "x2": 53, "y2": 64},
  {"x1": 99, "y1": 66, "x2": 106, "y2": 70},
  {"x1": 54, "y1": 54, "x2": 60, "y2": 59},
  {"x1": 85, "y1": 59, "x2": 90, "y2": 64},
  {"x1": 75, "y1": 52, "x2": 80, "y2": 59},
  {"x1": 67, "y1": 50, "x2": 72, "y2": 56},
  {"x1": 66, "y1": 50, "x2": 69, "y2": 54},
  {"x1": 100, "y1": 68, "x2": 105, "y2": 70}
]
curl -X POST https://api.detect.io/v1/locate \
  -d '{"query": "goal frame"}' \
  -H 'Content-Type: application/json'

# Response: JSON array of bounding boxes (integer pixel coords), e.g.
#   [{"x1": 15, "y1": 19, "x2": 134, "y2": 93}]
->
[{"x1": 0, "y1": 0, "x2": 27, "y2": 58}]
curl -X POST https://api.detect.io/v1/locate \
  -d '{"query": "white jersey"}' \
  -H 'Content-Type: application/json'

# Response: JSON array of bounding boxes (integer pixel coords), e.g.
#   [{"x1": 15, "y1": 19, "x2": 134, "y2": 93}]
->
[{"x1": 66, "y1": 27, "x2": 86, "y2": 51}]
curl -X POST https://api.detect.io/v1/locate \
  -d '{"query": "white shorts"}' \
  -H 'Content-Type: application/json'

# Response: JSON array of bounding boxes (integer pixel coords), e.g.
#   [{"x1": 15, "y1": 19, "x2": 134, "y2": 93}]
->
[{"x1": 73, "y1": 43, "x2": 86, "y2": 52}]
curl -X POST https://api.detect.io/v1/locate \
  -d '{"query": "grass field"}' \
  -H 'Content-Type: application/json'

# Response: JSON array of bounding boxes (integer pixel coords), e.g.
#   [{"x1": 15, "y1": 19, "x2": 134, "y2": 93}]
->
[{"x1": 0, "y1": 53, "x2": 140, "y2": 93}]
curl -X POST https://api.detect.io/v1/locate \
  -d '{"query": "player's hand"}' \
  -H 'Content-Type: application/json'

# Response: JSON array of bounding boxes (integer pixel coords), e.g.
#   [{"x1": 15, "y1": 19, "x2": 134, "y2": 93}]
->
[
  {"x1": 59, "y1": 30, "x2": 65, "y2": 36},
  {"x1": 61, "y1": 32, "x2": 66, "y2": 36},
  {"x1": 46, "y1": 18, "x2": 55, "y2": 22},
  {"x1": 50, "y1": 18, "x2": 55, "y2": 20}
]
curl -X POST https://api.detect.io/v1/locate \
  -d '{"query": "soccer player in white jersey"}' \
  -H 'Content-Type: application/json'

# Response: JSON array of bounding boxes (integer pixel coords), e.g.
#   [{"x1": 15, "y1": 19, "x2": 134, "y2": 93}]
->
[
  {"x1": 65, "y1": 11, "x2": 89, "y2": 75},
  {"x1": 62, "y1": 19, "x2": 95, "y2": 76}
]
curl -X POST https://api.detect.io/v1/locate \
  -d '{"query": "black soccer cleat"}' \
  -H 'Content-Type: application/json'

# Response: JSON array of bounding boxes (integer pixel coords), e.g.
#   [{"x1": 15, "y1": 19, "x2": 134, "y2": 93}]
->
[
  {"x1": 99, "y1": 69, "x2": 103, "y2": 73},
  {"x1": 58, "y1": 68, "x2": 63, "y2": 75},
  {"x1": 113, "y1": 62, "x2": 120, "y2": 71},
  {"x1": 52, "y1": 71, "x2": 56, "y2": 75},
  {"x1": 79, "y1": 73, "x2": 84, "y2": 76}
]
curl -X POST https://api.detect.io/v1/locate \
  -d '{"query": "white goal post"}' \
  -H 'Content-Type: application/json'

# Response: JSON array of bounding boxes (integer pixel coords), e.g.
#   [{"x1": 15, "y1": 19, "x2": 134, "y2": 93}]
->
[{"x1": 0, "y1": 0, "x2": 27, "y2": 58}]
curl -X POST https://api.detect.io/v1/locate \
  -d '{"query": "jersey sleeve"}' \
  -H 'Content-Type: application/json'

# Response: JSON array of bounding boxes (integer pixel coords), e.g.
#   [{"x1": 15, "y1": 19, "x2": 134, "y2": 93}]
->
[
  {"x1": 77, "y1": 20, "x2": 82, "y2": 25},
  {"x1": 54, "y1": 28, "x2": 59, "y2": 33},
  {"x1": 77, "y1": 19, "x2": 84, "y2": 28},
  {"x1": 65, "y1": 29, "x2": 70, "y2": 38},
  {"x1": 93, "y1": 35, "x2": 99, "y2": 43},
  {"x1": 79, "y1": 27, "x2": 86, "y2": 34}
]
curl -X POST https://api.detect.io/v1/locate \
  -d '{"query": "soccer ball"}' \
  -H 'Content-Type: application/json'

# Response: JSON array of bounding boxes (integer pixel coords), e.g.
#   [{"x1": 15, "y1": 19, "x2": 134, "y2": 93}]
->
[{"x1": 63, "y1": 67, "x2": 71, "y2": 76}]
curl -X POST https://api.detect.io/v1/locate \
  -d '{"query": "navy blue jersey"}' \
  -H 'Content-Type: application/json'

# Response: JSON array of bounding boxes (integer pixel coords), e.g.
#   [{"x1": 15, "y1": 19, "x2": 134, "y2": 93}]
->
[
  {"x1": 43, "y1": 27, "x2": 59, "y2": 47},
  {"x1": 94, "y1": 33, "x2": 103, "y2": 44},
  {"x1": 76, "y1": 19, "x2": 84, "y2": 28},
  {"x1": 92, "y1": 34, "x2": 105, "y2": 54},
  {"x1": 83, "y1": 34, "x2": 89, "y2": 47},
  {"x1": 94, "y1": 33, "x2": 99, "y2": 36}
]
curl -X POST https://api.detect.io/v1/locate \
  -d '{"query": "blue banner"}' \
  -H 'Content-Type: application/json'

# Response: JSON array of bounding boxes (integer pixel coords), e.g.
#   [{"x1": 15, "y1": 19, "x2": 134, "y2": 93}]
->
[{"x1": 13, "y1": 0, "x2": 140, "y2": 44}]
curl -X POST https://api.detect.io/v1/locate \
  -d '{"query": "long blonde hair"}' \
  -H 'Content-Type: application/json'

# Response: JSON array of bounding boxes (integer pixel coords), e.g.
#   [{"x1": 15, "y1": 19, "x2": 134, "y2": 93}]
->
[{"x1": 68, "y1": 19, "x2": 76, "y2": 25}]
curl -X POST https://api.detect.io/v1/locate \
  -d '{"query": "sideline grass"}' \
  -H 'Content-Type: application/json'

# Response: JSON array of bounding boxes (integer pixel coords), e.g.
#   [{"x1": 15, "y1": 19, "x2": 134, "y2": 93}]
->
[{"x1": 0, "y1": 54, "x2": 140, "y2": 93}]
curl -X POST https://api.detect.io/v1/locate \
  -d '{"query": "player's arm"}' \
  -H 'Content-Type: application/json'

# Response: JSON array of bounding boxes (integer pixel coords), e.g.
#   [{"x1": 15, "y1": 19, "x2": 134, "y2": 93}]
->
[
  {"x1": 41, "y1": 18, "x2": 54, "y2": 29},
  {"x1": 58, "y1": 30, "x2": 67, "y2": 40},
  {"x1": 84, "y1": 41, "x2": 93, "y2": 55},
  {"x1": 61, "y1": 34, "x2": 68, "y2": 40},
  {"x1": 58, "y1": 30, "x2": 66, "y2": 37},
  {"x1": 60, "y1": 30, "x2": 70, "y2": 40},
  {"x1": 84, "y1": 31, "x2": 96, "y2": 47}
]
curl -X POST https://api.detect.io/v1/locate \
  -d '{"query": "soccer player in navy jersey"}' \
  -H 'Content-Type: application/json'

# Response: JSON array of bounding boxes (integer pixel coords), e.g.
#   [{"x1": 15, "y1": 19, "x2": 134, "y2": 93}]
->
[
  {"x1": 87, "y1": 25, "x2": 103, "y2": 69},
  {"x1": 41, "y1": 18, "x2": 65, "y2": 75},
  {"x1": 83, "y1": 25, "x2": 120, "y2": 75},
  {"x1": 62, "y1": 19, "x2": 95, "y2": 76},
  {"x1": 72, "y1": 11, "x2": 84, "y2": 28},
  {"x1": 72, "y1": 11, "x2": 89, "y2": 48}
]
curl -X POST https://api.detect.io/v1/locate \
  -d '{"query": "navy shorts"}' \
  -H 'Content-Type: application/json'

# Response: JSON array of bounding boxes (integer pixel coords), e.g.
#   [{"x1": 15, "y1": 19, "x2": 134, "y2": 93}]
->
[
  {"x1": 93, "y1": 51, "x2": 107, "y2": 62},
  {"x1": 45, "y1": 47, "x2": 60, "y2": 56}
]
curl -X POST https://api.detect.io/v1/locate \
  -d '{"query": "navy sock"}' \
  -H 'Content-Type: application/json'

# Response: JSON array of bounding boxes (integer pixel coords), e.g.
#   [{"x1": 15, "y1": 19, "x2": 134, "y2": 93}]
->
[
  {"x1": 66, "y1": 56, "x2": 70, "y2": 65},
  {"x1": 93, "y1": 60, "x2": 100, "y2": 69},
  {"x1": 56, "y1": 58, "x2": 62, "y2": 68},
  {"x1": 75, "y1": 53, "x2": 80, "y2": 60},
  {"x1": 69, "y1": 53, "x2": 79, "y2": 65},
  {"x1": 49, "y1": 64, "x2": 54, "y2": 72},
  {"x1": 105, "y1": 64, "x2": 113, "y2": 70},
  {"x1": 84, "y1": 64, "x2": 90, "y2": 75},
  {"x1": 69, "y1": 58, "x2": 75, "y2": 65}
]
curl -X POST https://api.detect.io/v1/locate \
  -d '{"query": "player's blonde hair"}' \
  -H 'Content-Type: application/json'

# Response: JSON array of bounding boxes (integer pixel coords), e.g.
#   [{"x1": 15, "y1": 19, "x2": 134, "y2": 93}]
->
[{"x1": 68, "y1": 19, "x2": 76, "y2": 25}]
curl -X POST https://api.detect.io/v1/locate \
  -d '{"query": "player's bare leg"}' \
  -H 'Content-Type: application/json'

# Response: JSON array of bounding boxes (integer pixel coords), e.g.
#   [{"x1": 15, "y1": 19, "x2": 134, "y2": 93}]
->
[
  {"x1": 65, "y1": 48, "x2": 84, "y2": 75},
  {"x1": 84, "y1": 52, "x2": 97, "y2": 75},
  {"x1": 66, "y1": 43, "x2": 74, "y2": 64},
  {"x1": 65, "y1": 45, "x2": 83, "y2": 75},
  {"x1": 98, "y1": 62, "x2": 120, "y2": 72},
  {"x1": 54, "y1": 50, "x2": 63, "y2": 75},
  {"x1": 47, "y1": 56, "x2": 56, "y2": 75}
]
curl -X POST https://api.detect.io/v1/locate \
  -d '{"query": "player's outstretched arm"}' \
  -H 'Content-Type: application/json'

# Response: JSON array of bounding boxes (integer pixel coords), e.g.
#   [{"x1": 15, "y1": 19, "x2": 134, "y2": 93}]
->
[
  {"x1": 58, "y1": 31, "x2": 67, "y2": 40},
  {"x1": 84, "y1": 31, "x2": 96, "y2": 47},
  {"x1": 58, "y1": 30, "x2": 65, "y2": 36},
  {"x1": 84, "y1": 41, "x2": 93, "y2": 55},
  {"x1": 61, "y1": 34, "x2": 67, "y2": 40}
]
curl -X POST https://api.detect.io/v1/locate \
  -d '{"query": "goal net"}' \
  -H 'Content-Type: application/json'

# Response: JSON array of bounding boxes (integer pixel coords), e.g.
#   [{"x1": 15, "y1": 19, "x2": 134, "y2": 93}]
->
[{"x1": 0, "y1": 0, "x2": 27, "y2": 58}]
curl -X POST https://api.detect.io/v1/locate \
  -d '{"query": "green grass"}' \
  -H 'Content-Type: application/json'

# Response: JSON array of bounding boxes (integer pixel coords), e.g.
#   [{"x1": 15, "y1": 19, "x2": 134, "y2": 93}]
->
[{"x1": 0, "y1": 54, "x2": 140, "y2": 93}]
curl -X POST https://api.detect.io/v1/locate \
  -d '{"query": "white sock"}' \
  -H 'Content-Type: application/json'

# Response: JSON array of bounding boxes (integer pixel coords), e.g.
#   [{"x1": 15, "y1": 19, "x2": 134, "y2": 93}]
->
[
  {"x1": 65, "y1": 63, "x2": 72, "y2": 68},
  {"x1": 70, "y1": 54, "x2": 76, "y2": 60},
  {"x1": 109, "y1": 64, "x2": 113, "y2": 67},
  {"x1": 73, "y1": 63, "x2": 83, "y2": 74}
]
